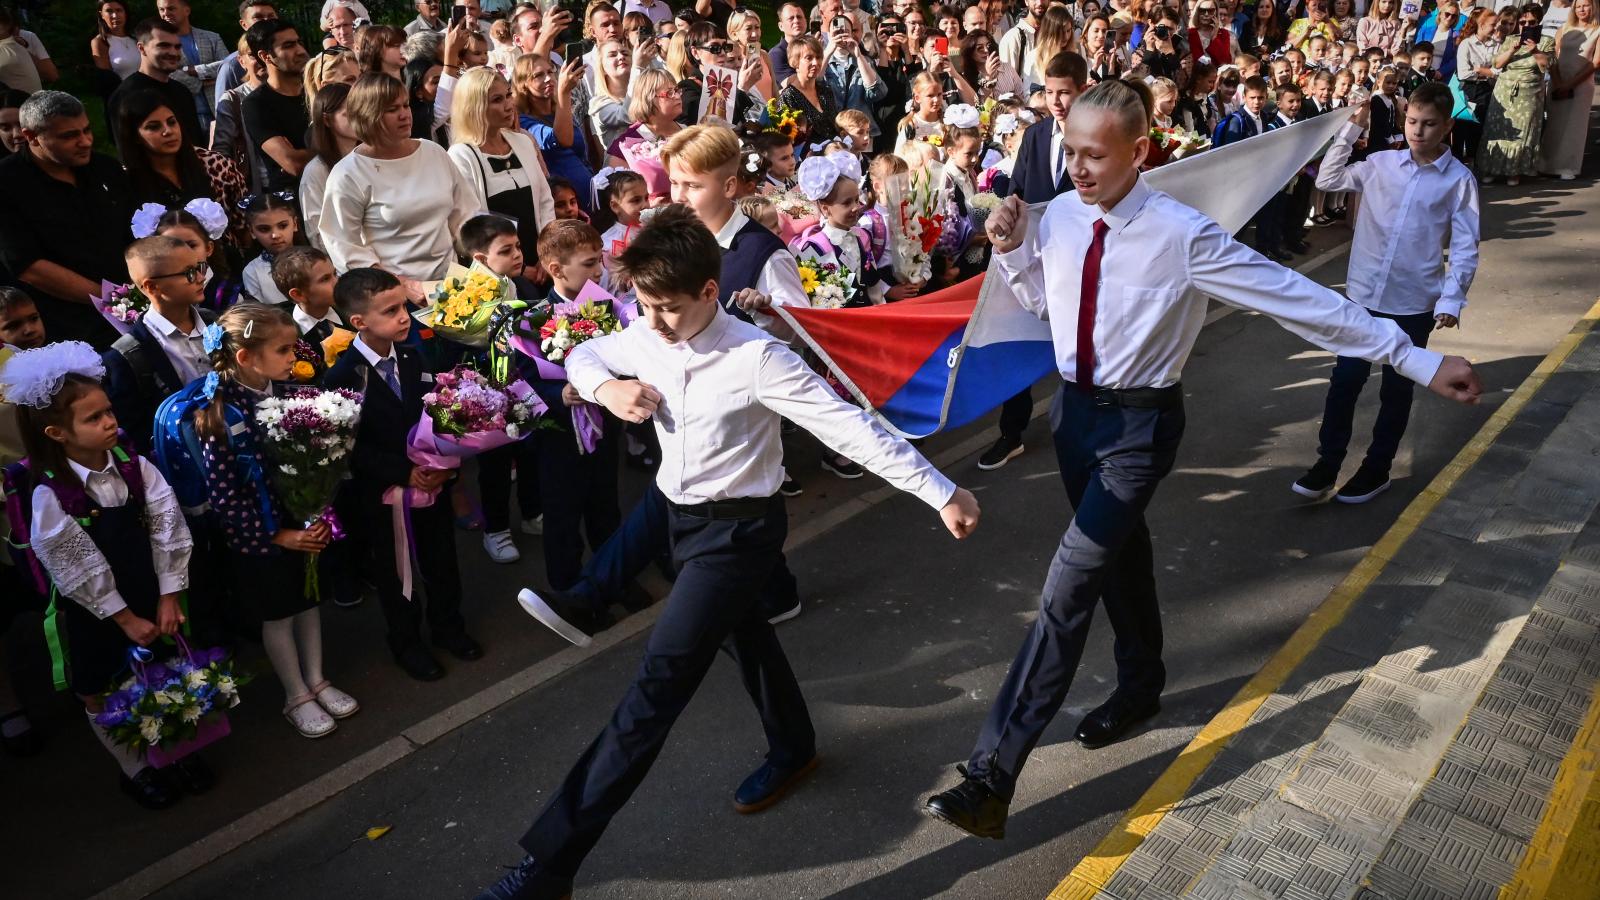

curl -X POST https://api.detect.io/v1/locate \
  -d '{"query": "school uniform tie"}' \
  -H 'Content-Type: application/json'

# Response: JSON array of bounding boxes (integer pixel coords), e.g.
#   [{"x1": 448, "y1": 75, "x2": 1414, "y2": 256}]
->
[
  {"x1": 376, "y1": 357, "x2": 401, "y2": 397},
  {"x1": 1053, "y1": 137, "x2": 1066, "y2": 190},
  {"x1": 1076, "y1": 219, "x2": 1110, "y2": 393}
]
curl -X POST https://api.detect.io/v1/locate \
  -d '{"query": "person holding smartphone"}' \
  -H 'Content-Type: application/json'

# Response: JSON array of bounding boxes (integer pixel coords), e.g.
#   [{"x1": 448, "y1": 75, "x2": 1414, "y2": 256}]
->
[
  {"x1": 1477, "y1": 3, "x2": 1554, "y2": 185},
  {"x1": 823, "y1": 14, "x2": 885, "y2": 132}
]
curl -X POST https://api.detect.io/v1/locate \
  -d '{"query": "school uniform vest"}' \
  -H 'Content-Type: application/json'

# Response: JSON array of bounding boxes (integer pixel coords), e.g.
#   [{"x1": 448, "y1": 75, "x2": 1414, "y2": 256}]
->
[{"x1": 719, "y1": 219, "x2": 787, "y2": 323}]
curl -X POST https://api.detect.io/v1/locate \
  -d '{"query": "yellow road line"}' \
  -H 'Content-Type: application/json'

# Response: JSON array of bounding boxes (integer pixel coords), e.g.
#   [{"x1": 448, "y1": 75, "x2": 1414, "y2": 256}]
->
[
  {"x1": 1499, "y1": 611, "x2": 1600, "y2": 899},
  {"x1": 1049, "y1": 297, "x2": 1600, "y2": 900}
]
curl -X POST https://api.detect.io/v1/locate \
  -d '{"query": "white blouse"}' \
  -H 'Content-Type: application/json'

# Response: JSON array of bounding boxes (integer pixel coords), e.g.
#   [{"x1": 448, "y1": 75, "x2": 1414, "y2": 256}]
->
[
  {"x1": 320, "y1": 139, "x2": 477, "y2": 282},
  {"x1": 31, "y1": 454, "x2": 193, "y2": 620},
  {"x1": 108, "y1": 33, "x2": 140, "y2": 80},
  {"x1": 447, "y1": 129, "x2": 556, "y2": 227},
  {"x1": 298, "y1": 155, "x2": 332, "y2": 251}
]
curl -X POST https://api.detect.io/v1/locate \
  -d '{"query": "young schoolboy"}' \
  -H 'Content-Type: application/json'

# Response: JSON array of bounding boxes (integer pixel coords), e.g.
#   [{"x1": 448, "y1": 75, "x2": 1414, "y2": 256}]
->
[
  {"x1": 461, "y1": 213, "x2": 543, "y2": 303},
  {"x1": 514, "y1": 220, "x2": 622, "y2": 590},
  {"x1": 0, "y1": 287, "x2": 45, "y2": 351},
  {"x1": 323, "y1": 268, "x2": 483, "y2": 681},
  {"x1": 1299, "y1": 82, "x2": 1479, "y2": 503},
  {"x1": 1255, "y1": 82, "x2": 1307, "y2": 261},
  {"x1": 103, "y1": 236, "x2": 216, "y2": 450},
  {"x1": 1213, "y1": 74, "x2": 1269, "y2": 146},
  {"x1": 1401, "y1": 42, "x2": 1436, "y2": 97},
  {"x1": 477, "y1": 205, "x2": 981, "y2": 900}
]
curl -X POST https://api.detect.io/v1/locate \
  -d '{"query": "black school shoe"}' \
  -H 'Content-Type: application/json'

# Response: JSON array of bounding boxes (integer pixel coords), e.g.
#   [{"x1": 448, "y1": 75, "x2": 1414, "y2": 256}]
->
[
  {"x1": 169, "y1": 754, "x2": 216, "y2": 795},
  {"x1": 121, "y1": 767, "x2": 180, "y2": 810},
  {"x1": 474, "y1": 856, "x2": 573, "y2": 900},
  {"x1": 394, "y1": 644, "x2": 445, "y2": 681},
  {"x1": 977, "y1": 434, "x2": 1025, "y2": 471},
  {"x1": 1291, "y1": 460, "x2": 1341, "y2": 500},
  {"x1": 1075, "y1": 694, "x2": 1161, "y2": 749},
  {"x1": 433, "y1": 630, "x2": 484, "y2": 661},
  {"x1": 1336, "y1": 466, "x2": 1392, "y2": 504},
  {"x1": 733, "y1": 755, "x2": 819, "y2": 814},
  {"x1": 923, "y1": 766, "x2": 1009, "y2": 839}
]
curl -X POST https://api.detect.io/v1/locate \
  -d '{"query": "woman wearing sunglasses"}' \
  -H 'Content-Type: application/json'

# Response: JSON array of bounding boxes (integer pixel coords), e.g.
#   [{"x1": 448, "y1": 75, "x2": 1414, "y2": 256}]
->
[
  {"x1": 1187, "y1": 0, "x2": 1239, "y2": 67},
  {"x1": 674, "y1": 21, "x2": 766, "y2": 127}
]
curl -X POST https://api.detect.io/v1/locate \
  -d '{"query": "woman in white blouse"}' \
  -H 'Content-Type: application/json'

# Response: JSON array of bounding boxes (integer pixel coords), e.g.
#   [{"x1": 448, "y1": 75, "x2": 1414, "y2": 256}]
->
[
  {"x1": 300, "y1": 82, "x2": 357, "y2": 252},
  {"x1": 448, "y1": 66, "x2": 556, "y2": 282},
  {"x1": 320, "y1": 73, "x2": 476, "y2": 286},
  {"x1": 90, "y1": 0, "x2": 139, "y2": 83}
]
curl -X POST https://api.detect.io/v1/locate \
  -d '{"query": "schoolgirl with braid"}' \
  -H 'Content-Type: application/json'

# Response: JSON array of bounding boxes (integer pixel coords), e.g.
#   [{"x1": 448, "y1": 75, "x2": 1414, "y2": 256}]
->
[{"x1": 193, "y1": 304, "x2": 360, "y2": 740}]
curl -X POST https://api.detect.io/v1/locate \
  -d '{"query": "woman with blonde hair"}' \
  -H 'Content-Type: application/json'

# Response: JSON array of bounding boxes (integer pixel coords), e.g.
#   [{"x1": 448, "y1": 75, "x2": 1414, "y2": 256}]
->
[
  {"x1": 1356, "y1": 0, "x2": 1406, "y2": 58},
  {"x1": 1031, "y1": 5, "x2": 1079, "y2": 84},
  {"x1": 320, "y1": 73, "x2": 476, "y2": 283},
  {"x1": 304, "y1": 47, "x2": 361, "y2": 112},
  {"x1": 588, "y1": 38, "x2": 636, "y2": 158},
  {"x1": 727, "y1": 6, "x2": 776, "y2": 100},
  {"x1": 449, "y1": 66, "x2": 556, "y2": 278}
]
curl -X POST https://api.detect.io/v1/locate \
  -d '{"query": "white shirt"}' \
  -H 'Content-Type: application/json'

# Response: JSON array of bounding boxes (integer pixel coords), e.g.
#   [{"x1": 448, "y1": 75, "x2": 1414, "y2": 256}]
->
[
  {"x1": 321, "y1": 140, "x2": 477, "y2": 281},
  {"x1": 713, "y1": 209, "x2": 808, "y2": 337},
  {"x1": 998, "y1": 17, "x2": 1038, "y2": 82},
  {"x1": 353, "y1": 333, "x2": 397, "y2": 368},
  {"x1": 1316, "y1": 122, "x2": 1479, "y2": 319},
  {"x1": 293, "y1": 304, "x2": 344, "y2": 335},
  {"x1": 996, "y1": 177, "x2": 1444, "y2": 390},
  {"x1": 566, "y1": 308, "x2": 956, "y2": 509},
  {"x1": 31, "y1": 453, "x2": 193, "y2": 619},
  {"x1": 107, "y1": 33, "x2": 140, "y2": 80},
  {"x1": 448, "y1": 130, "x2": 556, "y2": 231},
  {"x1": 243, "y1": 256, "x2": 291, "y2": 308},
  {"x1": 299, "y1": 155, "x2": 332, "y2": 250},
  {"x1": 623, "y1": 0, "x2": 674, "y2": 26},
  {"x1": 142, "y1": 307, "x2": 210, "y2": 384}
]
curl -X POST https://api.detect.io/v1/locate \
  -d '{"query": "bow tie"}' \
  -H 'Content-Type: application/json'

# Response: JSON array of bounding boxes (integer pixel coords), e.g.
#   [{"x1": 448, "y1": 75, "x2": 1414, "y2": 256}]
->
[
  {"x1": 487, "y1": 154, "x2": 523, "y2": 173},
  {"x1": 258, "y1": 251, "x2": 275, "y2": 264}
]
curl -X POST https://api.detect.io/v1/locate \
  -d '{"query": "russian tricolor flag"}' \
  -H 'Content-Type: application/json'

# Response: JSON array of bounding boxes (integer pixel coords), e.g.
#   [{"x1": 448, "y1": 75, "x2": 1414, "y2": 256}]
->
[{"x1": 777, "y1": 112, "x2": 1353, "y2": 438}]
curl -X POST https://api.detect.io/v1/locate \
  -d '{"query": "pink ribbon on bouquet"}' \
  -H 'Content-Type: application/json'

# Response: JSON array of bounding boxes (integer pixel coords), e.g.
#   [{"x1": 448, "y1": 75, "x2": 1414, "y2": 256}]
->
[{"x1": 506, "y1": 284, "x2": 635, "y2": 455}]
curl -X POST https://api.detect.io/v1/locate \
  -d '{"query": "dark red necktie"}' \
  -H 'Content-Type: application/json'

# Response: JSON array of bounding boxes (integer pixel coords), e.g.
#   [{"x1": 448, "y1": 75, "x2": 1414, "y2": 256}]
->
[{"x1": 1076, "y1": 219, "x2": 1110, "y2": 392}]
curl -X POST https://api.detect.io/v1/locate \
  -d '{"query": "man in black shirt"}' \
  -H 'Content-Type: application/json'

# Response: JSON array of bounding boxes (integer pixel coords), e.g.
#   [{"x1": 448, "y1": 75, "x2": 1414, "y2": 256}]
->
[
  {"x1": 241, "y1": 19, "x2": 312, "y2": 193},
  {"x1": 107, "y1": 18, "x2": 204, "y2": 153},
  {"x1": 0, "y1": 92, "x2": 136, "y2": 348}
]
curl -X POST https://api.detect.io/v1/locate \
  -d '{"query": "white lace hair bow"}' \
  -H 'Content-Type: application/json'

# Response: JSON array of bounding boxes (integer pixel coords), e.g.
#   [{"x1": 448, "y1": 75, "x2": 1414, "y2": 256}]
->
[
  {"x1": 130, "y1": 198, "x2": 230, "y2": 241},
  {"x1": 993, "y1": 113, "x2": 1022, "y2": 136},
  {"x1": 0, "y1": 341, "x2": 106, "y2": 409},
  {"x1": 943, "y1": 103, "x2": 981, "y2": 129},
  {"x1": 796, "y1": 152, "x2": 863, "y2": 201}
]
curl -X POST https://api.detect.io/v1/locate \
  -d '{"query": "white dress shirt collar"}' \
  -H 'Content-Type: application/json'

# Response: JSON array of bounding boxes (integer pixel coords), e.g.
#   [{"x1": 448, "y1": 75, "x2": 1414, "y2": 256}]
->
[
  {"x1": 67, "y1": 452, "x2": 116, "y2": 485},
  {"x1": 1100, "y1": 176, "x2": 1154, "y2": 236},
  {"x1": 143, "y1": 306, "x2": 199, "y2": 338},
  {"x1": 714, "y1": 209, "x2": 751, "y2": 249},
  {"x1": 821, "y1": 222, "x2": 854, "y2": 247},
  {"x1": 353, "y1": 334, "x2": 398, "y2": 368},
  {"x1": 292, "y1": 304, "x2": 343, "y2": 334}
]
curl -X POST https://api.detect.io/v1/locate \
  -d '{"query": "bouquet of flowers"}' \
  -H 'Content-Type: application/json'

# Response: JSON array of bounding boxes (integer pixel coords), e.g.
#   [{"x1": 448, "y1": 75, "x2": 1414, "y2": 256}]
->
[
  {"x1": 507, "y1": 281, "x2": 636, "y2": 454},
  {"x1": 254, "y1": 387, "x2": 362, "y2": 595},
  {"x1": 290, "y1": 340, "x2": 321, "y2": 384},
  {"x1": 796, "y1": 259, "x2": 858, "y2": 309},
  {"x1": 618, "y1": 136, "x2": 668, "y2": 199},
  {"x1": 772, "y1": 187, "x2": 821, "y2": 245},
  {"x1": 1144, "y1": 125, "x2": 1210, "y2": 168},
  {"x1": 884, "y1": 169, "x2": 948, "y2": 282},
  {"x1": 319, "y1": 326, "x2": 357, "y2": 368},
  {"x1": 93, "y1": 641, "x2": 244, "y2": 766},
  {"x1": 748, "y1": 96, "x2": 807, "y2": 143},
  {"x1": 959, "y1": 191, "x2": 1003, "y2": 264},
  {"x1": 90, "y1": 280, "x2": 150, "y2": 335},
  {"x1": 417, "y1": 262, "x2": 516, "y2": 347}
]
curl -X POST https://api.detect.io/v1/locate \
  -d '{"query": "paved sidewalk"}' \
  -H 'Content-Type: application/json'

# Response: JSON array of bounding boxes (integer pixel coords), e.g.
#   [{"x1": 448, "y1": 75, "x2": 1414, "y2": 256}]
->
[{"x1": 1055, "y1": 302, "x2": 1600, "y2": 900}]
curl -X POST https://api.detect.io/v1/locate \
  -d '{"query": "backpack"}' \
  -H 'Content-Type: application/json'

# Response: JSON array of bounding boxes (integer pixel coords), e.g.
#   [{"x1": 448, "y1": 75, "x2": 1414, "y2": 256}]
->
[
  {"x1": 151, "y1": 377, "x2": 273, "y2": 525},
  {"x1": 3, "y1": 447, "x2": 147, "y2": 691},
  {"x1": 107, "y1": 309, "x2": 218, "y2": 426}
]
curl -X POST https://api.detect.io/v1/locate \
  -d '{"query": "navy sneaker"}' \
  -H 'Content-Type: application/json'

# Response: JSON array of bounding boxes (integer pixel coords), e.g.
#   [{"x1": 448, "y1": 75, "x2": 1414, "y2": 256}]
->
[
  {"x1": 733, "y1": 755, "x2": 819, "y2": 814},
  {"x1": 474, "y1": 856, "x2": 572, "y2": 900}
]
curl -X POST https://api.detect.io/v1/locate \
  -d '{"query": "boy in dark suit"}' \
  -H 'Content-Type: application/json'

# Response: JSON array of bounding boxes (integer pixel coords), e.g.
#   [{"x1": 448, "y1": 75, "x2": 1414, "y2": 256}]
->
[
  {"x1": 324, "y1": 268, "x2": 482, "y2": 681},
  {"x1": 1213, "y1": 75, "x2": 1269, "y2": 147}
]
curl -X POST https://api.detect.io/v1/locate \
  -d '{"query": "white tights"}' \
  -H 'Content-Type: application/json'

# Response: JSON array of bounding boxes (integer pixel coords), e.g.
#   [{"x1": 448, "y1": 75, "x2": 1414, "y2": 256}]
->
[{"x1": 261, "y1": 608, "x2": 326, "y2": 703}]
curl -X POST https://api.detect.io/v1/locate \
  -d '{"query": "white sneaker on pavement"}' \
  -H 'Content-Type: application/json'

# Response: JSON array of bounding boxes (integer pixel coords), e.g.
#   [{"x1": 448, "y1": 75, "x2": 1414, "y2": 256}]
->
[{"x1": 483, "y1": 530, "x2": 521, "y2": 563}]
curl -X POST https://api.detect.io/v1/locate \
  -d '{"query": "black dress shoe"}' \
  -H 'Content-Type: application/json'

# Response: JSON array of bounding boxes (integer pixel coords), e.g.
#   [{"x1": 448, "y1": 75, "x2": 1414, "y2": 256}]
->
[
  {"x1": 618, "y1": 582, "x2": 656, "y2": 614},
  {"x1": 924, "y1": 768, "x2": 1008, "y2": 839},
  {"x1": 733, "y1": 755, "x2": 819, "y2": 814},
  {"x1": 1286, "y1": 238, "x2": 1311, "y2": 254},
  {"x1": 170, "y1": 754, "x2": 216, "y2": 794},
  {"x1": 394, "y1": 644, "x2": 445, "y2": 681},
  {"x1": 1075, "y1": 695, "x2": 1161, "y2": 749},
  {"x1": 1263, "y1": 247, "x2": 1293, "y2": 263},
  {"x1": 121, "y1": 766, "x2": 180, "y2": 810},
  {"x1": 433, "y1": 631, "x2": 484, "y2": 661},
  {"x1": 475, "y1": 855, "x2": 572, "y2": 900}
]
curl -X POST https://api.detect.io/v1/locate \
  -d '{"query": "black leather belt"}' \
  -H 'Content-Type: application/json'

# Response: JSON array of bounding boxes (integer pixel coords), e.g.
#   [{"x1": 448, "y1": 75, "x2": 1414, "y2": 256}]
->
[
  {"x1": 668, "y1": 495, "x2": 777, "y2": 520},
  {"x1": 1070, "y1": 382, "x2": 1183, "y2": 410}
]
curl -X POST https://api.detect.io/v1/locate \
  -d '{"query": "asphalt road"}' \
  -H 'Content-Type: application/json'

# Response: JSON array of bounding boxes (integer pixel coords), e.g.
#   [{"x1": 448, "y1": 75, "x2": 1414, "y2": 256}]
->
[{"x1": 8, "y1": 155, "x2": 1599, "y2": 900}]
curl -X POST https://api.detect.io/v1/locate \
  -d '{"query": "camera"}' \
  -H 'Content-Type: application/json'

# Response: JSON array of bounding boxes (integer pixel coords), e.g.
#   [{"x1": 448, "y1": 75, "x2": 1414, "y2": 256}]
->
[{"x1": 1152, "y1": 24, "x2": 1170, "y2": 39}]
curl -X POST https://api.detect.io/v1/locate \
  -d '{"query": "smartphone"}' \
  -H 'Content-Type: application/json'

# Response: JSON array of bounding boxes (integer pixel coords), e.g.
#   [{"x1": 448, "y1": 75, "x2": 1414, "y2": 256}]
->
[
  {"x1": 881, "y1": 22, "x2": 906, "y2": 35},
  {"x1": 451, "y1": 4, "x2": 466, "y2": 26},
  {"x1": 933, "y1": 35, "x2": 949, "y2": 56},
  {"x1": 565, "y1": 39, "x2": 593, "y2": 61},
  {"x1": 1519, "y1": 24, "x2": 1542, "y2": 44},
  {"x1": 747, "y1": 41, "x2": 761, "y2": 59},
  {"x1": 636, "y1": 25, "x2": 654, "y2": 44}
]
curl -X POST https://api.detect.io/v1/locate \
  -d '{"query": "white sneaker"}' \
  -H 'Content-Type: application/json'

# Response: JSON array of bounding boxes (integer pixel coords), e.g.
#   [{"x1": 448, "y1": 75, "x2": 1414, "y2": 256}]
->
[
  {"x1": 520, "y1": 515, "x2": 544, "y2": 536},
  {"x1": 767, "y1": 597, "x2": 802, "y2": 625},
  {"x1": 483, "y1": 530, "x2": 521, "y2": 563}
]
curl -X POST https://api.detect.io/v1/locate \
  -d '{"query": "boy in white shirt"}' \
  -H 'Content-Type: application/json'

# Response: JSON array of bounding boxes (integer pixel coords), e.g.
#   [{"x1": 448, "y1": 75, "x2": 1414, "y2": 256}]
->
[
  {"x1": 476, "y1": 205, "x2": 980, "y2": 900},
  {"x1": 1299, "y1": 82, "x2": 1479, "y2": 504}
]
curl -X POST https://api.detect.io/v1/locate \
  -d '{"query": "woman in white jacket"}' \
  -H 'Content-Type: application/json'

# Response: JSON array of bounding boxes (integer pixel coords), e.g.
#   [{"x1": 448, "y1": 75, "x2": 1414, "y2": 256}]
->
[{"x1": 447, "y1": 66, "x2": 556, "y2": 283}]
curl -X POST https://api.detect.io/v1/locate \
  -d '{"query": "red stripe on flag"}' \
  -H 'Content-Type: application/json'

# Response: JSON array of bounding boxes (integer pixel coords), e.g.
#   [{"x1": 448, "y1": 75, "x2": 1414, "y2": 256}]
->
[{"x1": 783, "y1": 275, "x2": 986, "y2": 406}]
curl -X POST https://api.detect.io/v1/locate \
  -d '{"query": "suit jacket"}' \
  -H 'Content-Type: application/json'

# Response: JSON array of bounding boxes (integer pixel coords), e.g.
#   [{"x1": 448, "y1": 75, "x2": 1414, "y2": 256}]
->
[
  {"x1": 170, "y1": 27, "x2": 230, "y2": 112},
  {"x1": 1006, "y1": 118, "x2": 1071, "y2": 203},
  {"x1": 323, "y1": 341, "x2": 434, "y2": 497}
]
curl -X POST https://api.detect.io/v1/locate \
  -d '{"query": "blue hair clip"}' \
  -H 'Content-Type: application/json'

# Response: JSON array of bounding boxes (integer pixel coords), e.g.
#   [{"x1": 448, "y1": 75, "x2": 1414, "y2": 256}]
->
[
  {"x1": 201, "y1": 371, "x2": 220, "y2": 402},
  {"x1": 202, "y1": 322, "x2": 225, "y2": 354}
]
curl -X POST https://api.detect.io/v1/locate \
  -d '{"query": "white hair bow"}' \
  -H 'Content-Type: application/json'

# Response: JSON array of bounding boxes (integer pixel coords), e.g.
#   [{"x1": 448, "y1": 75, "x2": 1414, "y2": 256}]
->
[
  {"x1": 129, "y1": 198, "x2": 230, "y2": 241},
  {"x1": 993, "y1": 113, "x2": 1021, "y2": 136},
  {"x1": 0, "y1": 341, "x2": 106, "y2": 409},
  {"x1": 943, "y1": 103, "x2": 981, "y2": 129},
  {"x1": 796, "y1": 152, "x2": 864, "y2": 201},
  {"x1": 592, "y1": 167, "x2": 627, "y2": 192}
]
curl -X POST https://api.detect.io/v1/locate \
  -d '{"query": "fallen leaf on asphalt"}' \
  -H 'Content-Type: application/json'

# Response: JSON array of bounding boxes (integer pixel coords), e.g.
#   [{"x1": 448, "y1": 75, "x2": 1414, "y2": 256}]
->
[{"x1": 366, "y1": 826, "x2": 392, "y2": 841}]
